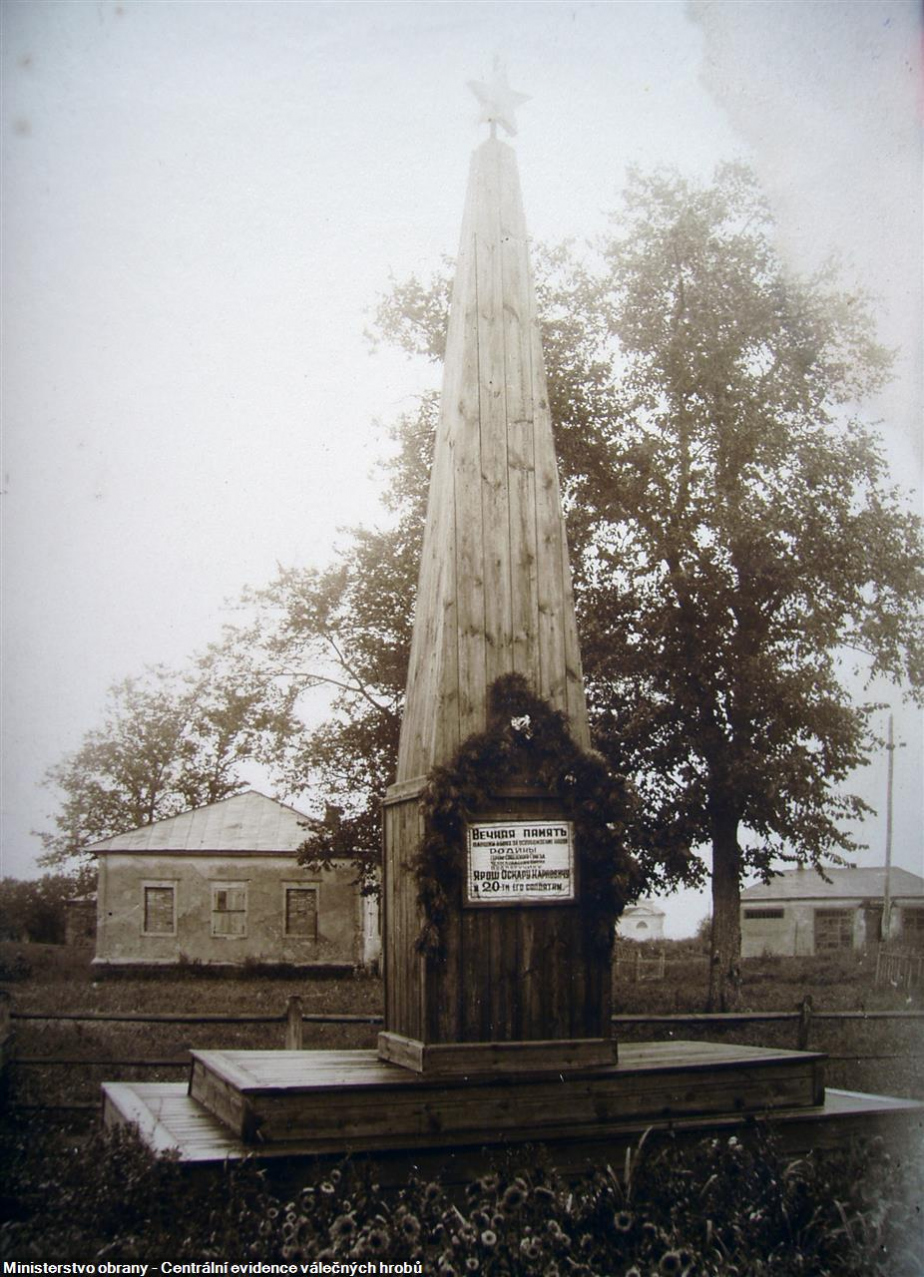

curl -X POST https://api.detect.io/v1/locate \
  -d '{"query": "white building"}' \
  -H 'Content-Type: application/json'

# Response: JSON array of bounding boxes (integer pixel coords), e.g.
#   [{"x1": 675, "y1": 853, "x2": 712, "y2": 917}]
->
[
  {"x1": 740, "y1": 866, "x2": 924, "y2": 958},
  {"x1": 91, "y1": 791, "x2": 380, "y2": 973},
  {"x1": 616, "y1": 900, "x2": 666, "y2": 942}
]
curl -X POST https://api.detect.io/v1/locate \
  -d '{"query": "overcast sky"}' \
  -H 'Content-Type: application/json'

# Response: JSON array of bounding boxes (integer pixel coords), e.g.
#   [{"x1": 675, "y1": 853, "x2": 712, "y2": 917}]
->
[{"x1": 2, "y1": 1, "x2": 921, "y2": 936}]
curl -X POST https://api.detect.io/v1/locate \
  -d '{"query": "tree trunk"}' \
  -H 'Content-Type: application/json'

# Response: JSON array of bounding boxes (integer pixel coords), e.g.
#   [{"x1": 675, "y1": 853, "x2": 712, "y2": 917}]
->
[{"x1": 708, "y1": 809, "x2": 743, "y2": 1011}]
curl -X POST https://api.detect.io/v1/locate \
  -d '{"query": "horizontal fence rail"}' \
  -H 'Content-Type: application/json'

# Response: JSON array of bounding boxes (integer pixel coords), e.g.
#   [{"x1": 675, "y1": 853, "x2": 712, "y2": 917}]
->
[
  {"x1": 5, "y1": 978, "x2": 920, "y2": 1116},
  {"x1": 14, "y1": 1008, "x2": 924, "y2": 1026},
  {"x1": 6, "y1": 1001, "x2": 922, "y2": 1069},
  {"x1": 10, "y1": 1010, "x2": 382, "y2": 1024},
  {"x1": 611, "y1": 1010, "x2": 924, "y2": 1024}
]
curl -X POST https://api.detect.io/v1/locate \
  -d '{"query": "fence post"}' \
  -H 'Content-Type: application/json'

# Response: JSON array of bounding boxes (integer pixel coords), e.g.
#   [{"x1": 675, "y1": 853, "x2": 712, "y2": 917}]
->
[
  {"x1": 797, "y1": 994, "x2": 813, "y2": 1051},
  {"x1": 285, "y1": 995, "x2": 304, "y2": 1050},
  {"x1": 635, "y1": 949, "x2": 641, "y2": 983}
]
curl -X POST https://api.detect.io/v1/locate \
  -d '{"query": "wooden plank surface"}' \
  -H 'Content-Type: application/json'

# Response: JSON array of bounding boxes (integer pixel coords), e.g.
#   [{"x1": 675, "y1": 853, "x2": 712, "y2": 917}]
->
[
  {"x1": 188, "y1": 1041, "x2": 827, "y2": 1145},
  {"x1": 385, "y1": 138, "x2": 606, "y2": 1057},
  {"x1": 395, "y1": 137, "x2": 592, "y2": 779},
  {"x1": 190, "y1": 1040, "x2": 824, "y2": 1090},
  {"x1": 106, "y1": 1079, "x2": 924, "y2": 1169},
  {"x1": 377, "y1": 1033, "x2": 617, "y2": 1076}
]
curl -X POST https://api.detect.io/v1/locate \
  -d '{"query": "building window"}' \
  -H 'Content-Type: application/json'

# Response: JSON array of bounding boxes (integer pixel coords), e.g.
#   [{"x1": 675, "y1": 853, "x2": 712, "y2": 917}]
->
[
  {"x1": 285, "y1": 886, "x2": 318, "y2": 940},
  {"x1": 814, "y1": 908, "x2": 854, "y2": 952},
  {"x1": 744, "y1": 908, "x2": 784, "y2": 920},
  {"x1": 142, "y1": 884, "x2": 175, "y2": 935},
  {"x1": 902, "y1": 908, "x2": 924, "y2": 947},
  {"x1": 211, "y1": 882, "x2": 247, "y2": 937}
]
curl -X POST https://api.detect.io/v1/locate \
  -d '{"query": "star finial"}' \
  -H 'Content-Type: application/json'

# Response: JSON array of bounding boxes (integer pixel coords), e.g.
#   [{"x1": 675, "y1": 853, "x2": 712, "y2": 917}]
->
[{"x1": 467, "y1": 57, "x2": 531, "y2": 138}]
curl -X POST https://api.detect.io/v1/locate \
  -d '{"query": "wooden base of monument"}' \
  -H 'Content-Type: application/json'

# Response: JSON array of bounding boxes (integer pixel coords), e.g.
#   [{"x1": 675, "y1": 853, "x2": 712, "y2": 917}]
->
[
  {"x1": 101, "y1": 1077, "x2": 924, "y2": 1185},
  {"x1": 377, "y1": 1031, "x2": 618, "y2": 1075},
  {"x1": 101, "y1": 1042, "x2": 924, "y2": 1177},
  {"x1": 186, "y1": 1042, "x2": 823, "y2": 1146}
]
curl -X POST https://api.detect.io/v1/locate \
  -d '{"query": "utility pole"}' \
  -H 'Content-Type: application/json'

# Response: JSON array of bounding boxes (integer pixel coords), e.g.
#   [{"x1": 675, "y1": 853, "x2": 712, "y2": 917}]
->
[{"x1": 881, "y1": 712, "x2": 894, "y2": 944}]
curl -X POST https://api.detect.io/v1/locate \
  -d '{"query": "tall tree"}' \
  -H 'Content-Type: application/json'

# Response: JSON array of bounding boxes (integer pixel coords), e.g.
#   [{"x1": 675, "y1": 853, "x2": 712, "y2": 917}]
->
[
  {"x1": 582, "y1": 165, "x2": 922, "y2": 1006},
  {"x1": 245, "y1": 399, "x2": 436, "y2": 888},
  {"x1": 38, "y1": 634, "x2": 299, "y2": 873},
  {"x1": 257, "y1": 164, "x2": 923, "y2": 1006}
]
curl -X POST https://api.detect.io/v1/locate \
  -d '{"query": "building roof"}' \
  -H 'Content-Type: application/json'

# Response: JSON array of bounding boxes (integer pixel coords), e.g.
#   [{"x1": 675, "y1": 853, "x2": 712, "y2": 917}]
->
[
  {"x1": 741, "y1": 866, "x2": 924, "y2": 903},
  {"x1": 622, "y1": 900, "x2": 666, "y2": 918},
  {"x1": 86, "y1": 791, "x2": 315, "y2": 854}
]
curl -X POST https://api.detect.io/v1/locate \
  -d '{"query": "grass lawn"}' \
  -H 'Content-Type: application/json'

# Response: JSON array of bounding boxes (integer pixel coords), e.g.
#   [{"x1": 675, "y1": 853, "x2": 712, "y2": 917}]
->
[
  {"x1": 2, "y1": 939, "x2": 921, "y2": 1107},
  {"x1": 1, "y1": 941, "x2": 922, "y2": 1269}
]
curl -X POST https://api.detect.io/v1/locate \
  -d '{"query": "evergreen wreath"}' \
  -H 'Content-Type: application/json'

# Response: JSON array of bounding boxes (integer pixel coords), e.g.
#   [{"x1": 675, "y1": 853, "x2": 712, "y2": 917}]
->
[{"x1": 414, "y1": 672, "x2": 641, "y2": 957}]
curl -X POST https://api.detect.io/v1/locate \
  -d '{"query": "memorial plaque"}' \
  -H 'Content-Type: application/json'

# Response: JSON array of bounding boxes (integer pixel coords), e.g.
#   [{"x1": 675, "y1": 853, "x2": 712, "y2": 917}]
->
[{"x1": 466, "y1": 820, "x2": 576, "y2": 905}]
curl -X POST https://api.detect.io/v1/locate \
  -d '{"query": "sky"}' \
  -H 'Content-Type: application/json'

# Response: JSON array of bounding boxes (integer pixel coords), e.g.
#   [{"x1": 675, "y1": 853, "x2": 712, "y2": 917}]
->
[{"x1": 2, "y1": 0, "x2": 921, "y2": 937}]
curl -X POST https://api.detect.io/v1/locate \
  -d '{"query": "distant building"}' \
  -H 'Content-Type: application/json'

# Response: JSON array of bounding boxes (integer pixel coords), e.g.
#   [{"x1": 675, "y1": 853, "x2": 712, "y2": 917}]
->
[
  {"x1": 616, "y1": 900, "x2": 666, "y2": 943},
  {"x1": 740, "y1": 866, "x2": 924, "y2": 958},
  {"x1": 91, "y1": 791, "x2": 379, "y2": 973}
]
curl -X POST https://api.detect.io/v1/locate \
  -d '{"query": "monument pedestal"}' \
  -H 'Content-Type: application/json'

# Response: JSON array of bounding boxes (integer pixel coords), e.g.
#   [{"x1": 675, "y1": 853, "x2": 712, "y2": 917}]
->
[
  {"x1": 377, "y1": 1032, "x2": 617, "y2": 1076},
  {"x1": 102, "y1": 1041, "x2": 924, "y2": 1177},
  {"x1": 186, "y1": 1040, "x2": 824, "y2": 1146},
  {"x1": 381, "y1": 781, "x2": 617, "y2": 1072}
]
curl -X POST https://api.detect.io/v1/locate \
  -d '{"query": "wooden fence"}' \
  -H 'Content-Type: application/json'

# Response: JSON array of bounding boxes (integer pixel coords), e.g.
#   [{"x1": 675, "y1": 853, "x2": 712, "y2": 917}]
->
[
  {"x1": 614, "y1": 949, "x2": 924, "y2": 990},
  {"x1": 6, "y1": 997, "x2": 922, "y2": 1071},
  {"x1": 875, "y1": 947, "x2": 924, "y2": 989},
  {"x1": 613, "y1": 950, "x2": 669, "y2": 982}
]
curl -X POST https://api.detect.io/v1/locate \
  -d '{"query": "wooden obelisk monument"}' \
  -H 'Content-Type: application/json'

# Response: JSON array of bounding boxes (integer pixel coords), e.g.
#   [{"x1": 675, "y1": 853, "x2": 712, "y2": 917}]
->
[
  {"x1": 378, "y1": 67, "x2": 615, "y2": 1075},
  {"x1": 100, "y1": 67, "x2": 924, "y2": 1165}
]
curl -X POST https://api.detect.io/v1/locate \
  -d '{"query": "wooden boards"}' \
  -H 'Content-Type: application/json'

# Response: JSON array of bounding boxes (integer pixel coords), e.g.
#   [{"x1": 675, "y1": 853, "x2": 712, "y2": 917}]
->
[
  {"x1": 396, "y1": 136, "x2": 589, "y2": 785},
  {"x1": 377, "y1": 1032, "x2": 618, "y2": 1076},
  {"x1": 383, "y1": 138, "x2": 605, "y2": 1064},
  {"x1": 382, "y1": 787, "x2": 613, "y2": 1055},
  {"x1": 187, "y1": 1041, "x2": 826, "y2": 1147},
  {"x1": 102, "y1": 1078, "x2": 924, "y2": 1178}
]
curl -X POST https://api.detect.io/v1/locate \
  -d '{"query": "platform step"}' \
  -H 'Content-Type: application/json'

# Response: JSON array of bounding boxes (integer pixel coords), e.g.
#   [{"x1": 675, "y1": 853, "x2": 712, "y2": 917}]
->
[
  {"x1": 102, "y1": 1078, "x2": 924, "y2": 1179},
  {"x1": 188, "y1": 1041, "x2": 825, "y2": 1147}
]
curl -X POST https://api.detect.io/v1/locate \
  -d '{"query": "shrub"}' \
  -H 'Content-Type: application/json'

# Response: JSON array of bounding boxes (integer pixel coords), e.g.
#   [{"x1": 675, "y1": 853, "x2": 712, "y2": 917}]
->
[{"x1": 1, "y1": 1115, "x2": 921, "y2": 1273}]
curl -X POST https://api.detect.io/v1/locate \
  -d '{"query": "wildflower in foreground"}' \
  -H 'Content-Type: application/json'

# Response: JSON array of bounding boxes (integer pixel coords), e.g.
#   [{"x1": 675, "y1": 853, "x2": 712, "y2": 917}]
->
[
  {"x1": 399, "y1": 1212, "x2": 422, "y2": 1244},
  {"x1": 502, "y1": 1181, "x2": 528, "y2": 1210},
  {"x1": 330, "y1": 1216, "x2": 356, "y2": 1247},
  {"x1": 614, "y1": 1209, "x2": 633, "y2": 1233},
  {"x1": 361, "y1": 1225, "x2": 389, "y2": 1255},
  {"x1": 659, "y1": 1250, "x2": 684, "y2": 1274}
]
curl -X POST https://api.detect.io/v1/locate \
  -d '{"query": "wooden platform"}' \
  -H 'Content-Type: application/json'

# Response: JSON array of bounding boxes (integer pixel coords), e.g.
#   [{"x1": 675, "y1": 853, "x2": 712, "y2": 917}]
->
[
  {"x1": 102, "y1": 1076, "x2": 924, "y2": 1182},
  {"x1": 101, "y1": 1042, "x2": 924, "y2": 1177},
  {"x1": 376, "y1": 1031, "x2": 617, "y2": 1076},
  {"x1": 186, "y1": 1041, "x2": 824, "y2": 1148}
]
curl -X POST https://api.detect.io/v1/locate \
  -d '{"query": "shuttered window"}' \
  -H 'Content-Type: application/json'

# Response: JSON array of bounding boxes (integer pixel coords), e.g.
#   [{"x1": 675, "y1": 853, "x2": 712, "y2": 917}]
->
[
  {"x1": 143, "y1": 885, "x2": 175, "y2": 935},
  {"x1": 814, "y1": 908, "x2": 853, "y2": 952},
  {"x1": 285, "y1": 887, "x2": 318, "y2": 939},
  {"x1": 211, "y1": 883, "x2": 247, "y2": 937},
  {"x1": 902, "y1": 908, "x2": 924, "y2": 947}
]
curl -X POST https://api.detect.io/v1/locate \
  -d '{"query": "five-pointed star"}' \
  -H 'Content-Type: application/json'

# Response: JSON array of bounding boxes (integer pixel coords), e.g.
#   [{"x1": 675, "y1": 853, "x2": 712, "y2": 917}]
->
[{"x1": 467, "y1": 59, "x2": 531, "y2": 137}]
